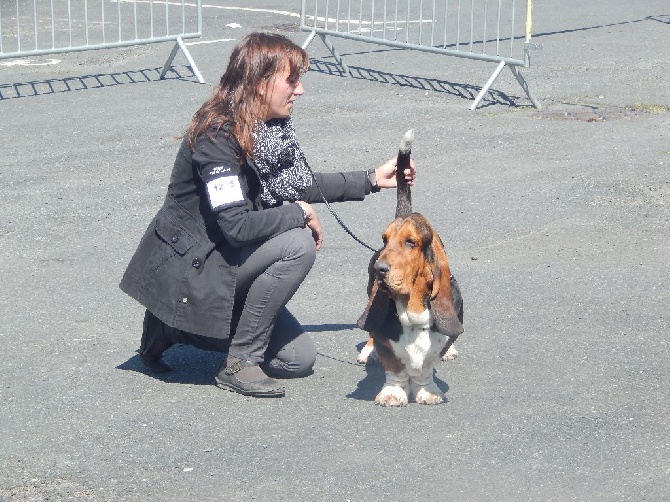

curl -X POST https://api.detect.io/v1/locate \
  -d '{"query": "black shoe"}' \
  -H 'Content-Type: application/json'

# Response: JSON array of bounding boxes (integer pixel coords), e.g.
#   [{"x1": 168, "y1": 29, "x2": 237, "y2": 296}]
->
[
  {"x1": 215, "y1": 358, "x2": 285, "y2": 397},
  {"x1": 139, "y1": 352, "x2": 173, "y2": 373},
  {"x1": 138, "y1": 310, "x2": 174, "y2": 373}
]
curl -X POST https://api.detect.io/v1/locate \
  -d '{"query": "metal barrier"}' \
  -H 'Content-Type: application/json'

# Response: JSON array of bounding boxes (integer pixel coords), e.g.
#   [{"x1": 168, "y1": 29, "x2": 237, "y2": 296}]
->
[
  {"x1": 0, "y1": 0, "x2": 204, "y2": 83},
  {"x1": 300, "y1": 0, "x2": 541, "y2": 109}
]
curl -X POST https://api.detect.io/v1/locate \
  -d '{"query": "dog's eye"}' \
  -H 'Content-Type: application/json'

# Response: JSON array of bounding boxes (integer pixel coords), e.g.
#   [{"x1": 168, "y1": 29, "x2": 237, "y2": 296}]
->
[{"x1": 405, "y1": 239, "x2": 416, "y2": 248}]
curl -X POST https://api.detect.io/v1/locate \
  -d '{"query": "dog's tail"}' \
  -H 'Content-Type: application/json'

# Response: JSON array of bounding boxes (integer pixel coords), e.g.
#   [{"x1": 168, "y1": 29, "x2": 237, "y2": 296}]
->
[{"x1": 396, "y1": 129, "x2": 414, "y2": 218}]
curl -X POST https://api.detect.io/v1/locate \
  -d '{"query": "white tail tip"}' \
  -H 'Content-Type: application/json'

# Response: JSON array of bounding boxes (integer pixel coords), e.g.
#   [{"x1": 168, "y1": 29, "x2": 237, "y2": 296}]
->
[{"x1": 399, "y1": 129, "x2": 414, "y2": 154}]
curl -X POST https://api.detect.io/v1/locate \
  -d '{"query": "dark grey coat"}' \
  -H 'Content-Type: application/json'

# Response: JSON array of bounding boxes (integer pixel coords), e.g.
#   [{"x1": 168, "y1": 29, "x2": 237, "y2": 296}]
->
[{"x1": 120, "y1": 126, "x2": 371, "y2": 339}]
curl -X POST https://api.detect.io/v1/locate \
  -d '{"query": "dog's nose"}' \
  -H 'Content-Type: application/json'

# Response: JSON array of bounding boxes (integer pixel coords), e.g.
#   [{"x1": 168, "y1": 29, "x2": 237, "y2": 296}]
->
[{"x1": 374, "y1": 260, "x2": 390, "y2": 276}]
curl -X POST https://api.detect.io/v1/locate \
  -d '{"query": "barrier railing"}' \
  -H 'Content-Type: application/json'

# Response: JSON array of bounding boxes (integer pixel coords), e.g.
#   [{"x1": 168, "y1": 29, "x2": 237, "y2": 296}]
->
[
  {"x1": 300, "y1": 0, "x2": 541, "y2": 109},
  {"x1": 0, "y1": 0, "x2": 204, "y2": 83}
]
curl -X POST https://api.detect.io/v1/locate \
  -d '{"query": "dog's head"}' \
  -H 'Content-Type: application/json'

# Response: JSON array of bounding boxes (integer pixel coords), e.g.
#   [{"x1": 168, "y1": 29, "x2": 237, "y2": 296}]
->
[{"x1": 357, "y1": 213, "x2": 463, "y2": 337}]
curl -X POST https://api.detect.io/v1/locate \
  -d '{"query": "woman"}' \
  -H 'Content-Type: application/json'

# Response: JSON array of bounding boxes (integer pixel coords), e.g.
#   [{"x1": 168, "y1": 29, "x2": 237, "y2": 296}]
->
[{"x1": 120, "y1": 32, "x2": 415, "y2": 398}]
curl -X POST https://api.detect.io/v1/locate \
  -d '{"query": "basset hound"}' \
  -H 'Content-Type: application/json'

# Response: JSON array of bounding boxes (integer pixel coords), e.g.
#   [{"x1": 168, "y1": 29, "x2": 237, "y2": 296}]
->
[{"x1": 357, "y1": 130, "x2": 464, "y2": 406}]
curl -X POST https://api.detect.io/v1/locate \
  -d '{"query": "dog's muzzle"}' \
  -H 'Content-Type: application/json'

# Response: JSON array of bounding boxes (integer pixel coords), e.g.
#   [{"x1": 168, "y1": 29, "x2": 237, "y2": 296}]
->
[
  {"x1": 373, "y1": 260, "x2": 390, "y2": 276},
  {"x1": 373, "y1": 260, "x2": 391, "y2": 290}
]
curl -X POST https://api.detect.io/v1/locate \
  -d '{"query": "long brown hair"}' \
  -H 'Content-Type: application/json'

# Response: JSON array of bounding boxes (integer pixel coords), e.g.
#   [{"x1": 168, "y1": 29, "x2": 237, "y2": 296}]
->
[{"x1": 187, "y1": 32, "x2": 309, "y2": 158}]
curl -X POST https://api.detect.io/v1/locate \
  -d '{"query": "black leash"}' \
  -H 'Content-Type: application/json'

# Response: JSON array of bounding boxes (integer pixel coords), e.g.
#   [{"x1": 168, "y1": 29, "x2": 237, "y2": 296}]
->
[{"x1": 306, "y1": 164, "x2": 378, "y2": 253}]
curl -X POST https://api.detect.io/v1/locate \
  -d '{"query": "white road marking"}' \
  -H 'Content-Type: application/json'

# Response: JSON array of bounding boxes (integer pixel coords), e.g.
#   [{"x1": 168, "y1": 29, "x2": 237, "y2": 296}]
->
[{"x1": 0, "y1": 58, "x2": 61, "y2": 67}]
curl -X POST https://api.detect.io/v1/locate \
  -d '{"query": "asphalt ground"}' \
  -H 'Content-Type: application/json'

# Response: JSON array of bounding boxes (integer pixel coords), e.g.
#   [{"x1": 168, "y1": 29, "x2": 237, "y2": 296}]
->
[{"x1": 1, "y1": 1, "x2": 668, "y2": 501}]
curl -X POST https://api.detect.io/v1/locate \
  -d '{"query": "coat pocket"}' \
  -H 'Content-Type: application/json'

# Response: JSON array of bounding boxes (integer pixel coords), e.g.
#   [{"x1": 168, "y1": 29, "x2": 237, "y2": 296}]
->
[
  {"x1": 147, "y1": 214, "x2": 196, "y2": 273},
  {"x1": 154, "y1": 215, "x2": 196, "y2": 256}
]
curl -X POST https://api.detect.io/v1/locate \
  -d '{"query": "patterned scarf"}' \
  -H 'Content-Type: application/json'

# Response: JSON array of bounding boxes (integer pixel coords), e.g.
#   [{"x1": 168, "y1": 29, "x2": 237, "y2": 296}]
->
[{"x1": 252, "y1": 117, "x2": 312, "y2": 207}]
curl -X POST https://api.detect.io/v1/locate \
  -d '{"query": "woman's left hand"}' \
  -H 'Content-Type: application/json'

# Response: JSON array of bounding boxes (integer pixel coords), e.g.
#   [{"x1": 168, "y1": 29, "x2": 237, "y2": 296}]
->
[
  {"x1": 295, "y1": 201, "x2": 323, "y2": 250},
  {"x1": 375, "y1": 157, "x2": 416, "y2": 189}
]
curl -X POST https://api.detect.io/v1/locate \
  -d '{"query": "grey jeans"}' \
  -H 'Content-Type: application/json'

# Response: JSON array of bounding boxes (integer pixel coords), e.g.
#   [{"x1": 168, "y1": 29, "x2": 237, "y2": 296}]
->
[{"x1": 230, "y1": 227, "x2": 317, "y2": 377}]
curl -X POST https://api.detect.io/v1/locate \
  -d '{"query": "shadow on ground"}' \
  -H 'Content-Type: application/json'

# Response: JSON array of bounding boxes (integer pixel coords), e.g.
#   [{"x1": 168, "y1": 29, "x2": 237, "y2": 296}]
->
[
  {"x1": 0, "y1": 65, "x2": 198, "y2": 100},
  {"x1": 116, "y1": 345, "x2": 220, "y2": 386},
  {"x1": 308, "y1": 57, "x2": 524, "y2": 109}
]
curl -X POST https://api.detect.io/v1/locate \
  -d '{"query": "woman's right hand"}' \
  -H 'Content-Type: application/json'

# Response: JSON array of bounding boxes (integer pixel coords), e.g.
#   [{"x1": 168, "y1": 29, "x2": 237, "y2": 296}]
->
[{"x1": 296, "y1": 201, "x2": 323, "y2": 250}]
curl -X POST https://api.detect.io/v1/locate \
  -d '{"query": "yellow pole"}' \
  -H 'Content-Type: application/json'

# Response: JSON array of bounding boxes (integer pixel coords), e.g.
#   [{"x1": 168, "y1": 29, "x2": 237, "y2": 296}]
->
[{"x1": 526, "y1": 0, "x2": 533, "y2": 42}]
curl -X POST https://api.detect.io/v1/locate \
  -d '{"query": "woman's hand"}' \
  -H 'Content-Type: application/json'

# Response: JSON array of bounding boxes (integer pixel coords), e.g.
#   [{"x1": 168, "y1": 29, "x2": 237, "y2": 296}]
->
[
  {"x1": 295, "y1": 201, "x2": 323, "y2": 250},
  {"x1": 374, "y1": 157, "x2": 416, "y2": 189}
]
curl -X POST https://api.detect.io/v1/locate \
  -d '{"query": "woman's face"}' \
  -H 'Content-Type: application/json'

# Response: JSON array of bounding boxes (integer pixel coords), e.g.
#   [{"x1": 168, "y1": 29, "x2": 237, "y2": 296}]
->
[{"x1": 262, "y1": 64, "x2": 304, "y2": 121}]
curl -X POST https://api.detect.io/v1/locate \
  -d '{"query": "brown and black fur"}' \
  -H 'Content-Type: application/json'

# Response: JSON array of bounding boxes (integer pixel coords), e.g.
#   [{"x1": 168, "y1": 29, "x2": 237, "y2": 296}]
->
[{"x1": 356, "y1": 130, "x2": 464, "y2": 405}]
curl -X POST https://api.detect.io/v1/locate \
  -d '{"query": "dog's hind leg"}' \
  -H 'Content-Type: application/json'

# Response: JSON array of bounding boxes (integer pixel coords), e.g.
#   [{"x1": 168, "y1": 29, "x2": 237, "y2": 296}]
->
[
  {"x1": 441, "y1": 343, "x2": 459, "y2": 361},
  {"x1": 357, "y1": 338, "x2": 378, "y2": 364}
]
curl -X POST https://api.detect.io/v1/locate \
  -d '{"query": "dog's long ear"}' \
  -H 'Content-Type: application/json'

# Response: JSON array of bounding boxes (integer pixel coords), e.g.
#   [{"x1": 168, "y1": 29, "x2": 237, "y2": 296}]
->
[
  {"x1": 357, "y1": 279, "x2": 392, "y2": 332},
  {"x1": 428, "y1": 235, "x2": 464, "y2": 338},
  {"x1": 365, "y1": 250, "x2": 380, "y2": 297},
  {"x1": 357, "y1": 251, "x2": 392, "y2": 331}
]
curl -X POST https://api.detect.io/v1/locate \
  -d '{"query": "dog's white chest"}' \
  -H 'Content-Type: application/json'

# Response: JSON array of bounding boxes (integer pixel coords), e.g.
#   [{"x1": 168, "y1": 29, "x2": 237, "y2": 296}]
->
[{"x1": 391, "y1": 302, "x2": 447, "y2": 375}]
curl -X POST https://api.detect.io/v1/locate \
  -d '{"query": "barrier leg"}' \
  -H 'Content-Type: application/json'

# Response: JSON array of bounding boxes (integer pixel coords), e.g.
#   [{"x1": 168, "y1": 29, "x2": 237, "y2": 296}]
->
[
  {"x1": 470, "y1": 60, "x2": 506, "y2": 110},
  {"x1": 160, "y1": 36, "x2": 205, "y2": 84},
  {"x1": 302, "y1": 30, "x2": 350, "y2": 77},
  {"x1": 509, "y1": 65, "x2": 541, "y2": 110},
  {"x1": 318, "y1": 33, "x2": 351, "y2": 77},
  {"x1": 301, "y1": 30, "x2": 317, "y2": 49}
]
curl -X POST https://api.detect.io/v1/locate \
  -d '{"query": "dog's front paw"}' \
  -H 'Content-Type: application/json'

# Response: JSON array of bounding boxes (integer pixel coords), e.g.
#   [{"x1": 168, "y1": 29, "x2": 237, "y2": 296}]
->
[
  {"x1": 375, "y1": 385, "x2": 409, "y2": 407},
  {"x1": 441, "y1": 344, "x2": 458, "y2": 361},
  {"x1": 415, "y1": 386, "x2": 445, "y2": 405}
]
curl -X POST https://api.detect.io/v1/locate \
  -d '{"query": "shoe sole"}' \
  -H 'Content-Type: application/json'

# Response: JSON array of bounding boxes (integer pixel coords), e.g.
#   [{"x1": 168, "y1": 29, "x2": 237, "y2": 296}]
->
[{"x1": 215, "y1": 380, "x2": 285, "y2": 398}]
